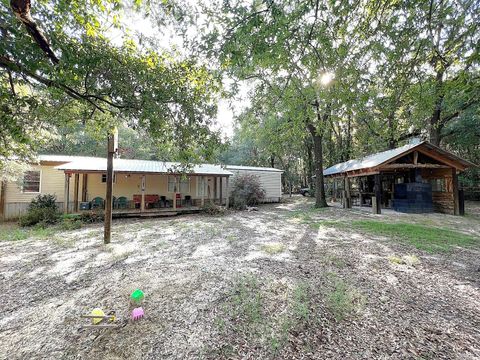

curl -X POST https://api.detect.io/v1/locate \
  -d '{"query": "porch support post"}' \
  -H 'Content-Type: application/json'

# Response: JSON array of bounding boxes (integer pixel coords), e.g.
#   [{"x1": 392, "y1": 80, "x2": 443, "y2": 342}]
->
[
  {"x1": 64, "y1": 173, "x2": 70, "y2": 214},
  {"x1": 0, "y1": 181, "x2": 6, "y2": 220},
  {"x1": 452, "y1": 168, "x2": 460, "y2": 216},
  {"x1": 141, "y1": 175, "x2": 146, "y2": 212},
  {"x1": 214, "y1": 176, "x2": 218, "y2": 204},
  {"x1": 104, "y1": 140, "x2": 114, "y2": 244},
  {"x1": 219, "y1": 177, "x2": 223, "y2": 206},
  {"x1": 73, "y1": 173, "x2": 79, "y2": 212},
  {"x1": 373, "y1": 174, "x2": 381, "y2": 214},
  {"x1": 173, "y1": 176, "x2": 177, "y2": 210},
  {"x1": 225, "y1": 176, "x2": 230, "y2": 208},
  {"x1": 201, "y1": 176, "x2": 205, "y2": 206},
  {"x1": 81, "y1": 173, "x2": 88, "y2": 202}
]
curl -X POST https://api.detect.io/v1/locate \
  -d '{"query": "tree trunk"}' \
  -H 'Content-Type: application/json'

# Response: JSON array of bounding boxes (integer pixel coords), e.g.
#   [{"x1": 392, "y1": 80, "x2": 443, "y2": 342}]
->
[
  {"x1": 345, "y1": 114, "x2": 352, "y2": 159},
  {"x1": 307, "y1": 122, "x2": 328, "y2": 208},
  {"x1": 429, "y1": 70, "x2": 445, "y2": 146},
  {"x1": 387, "y1": 113, "x2": 396, "y2": 149},
  {"x1": 306, "y1": 138, "x2": 313, "y2": 189}
]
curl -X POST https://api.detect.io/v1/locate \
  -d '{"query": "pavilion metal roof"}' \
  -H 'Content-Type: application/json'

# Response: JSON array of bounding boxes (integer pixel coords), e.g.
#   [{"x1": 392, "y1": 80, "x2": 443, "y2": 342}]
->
[
  {"x1": 54, "y1": 157, "x2": 234, "y2": 176},
  {"x1": 323, "y1": 141, "x2": 475, "y2": 177}
]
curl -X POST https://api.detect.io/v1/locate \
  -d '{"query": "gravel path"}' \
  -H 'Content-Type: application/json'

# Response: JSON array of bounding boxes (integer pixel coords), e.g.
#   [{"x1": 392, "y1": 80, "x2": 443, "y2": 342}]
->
[{"x1": 0, "y1": 197, "x2": 479, "y2": 359}]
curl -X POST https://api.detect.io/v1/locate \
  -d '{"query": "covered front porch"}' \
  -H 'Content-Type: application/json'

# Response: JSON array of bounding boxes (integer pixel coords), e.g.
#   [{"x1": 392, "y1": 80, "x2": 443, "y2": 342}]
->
[{"x1": 55, "y1": 158, "x2": 232, "y2": 218}]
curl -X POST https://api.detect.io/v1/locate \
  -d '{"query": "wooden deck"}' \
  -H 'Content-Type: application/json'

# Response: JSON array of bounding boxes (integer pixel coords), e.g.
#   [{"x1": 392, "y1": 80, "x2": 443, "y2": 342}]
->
[{"x1": 111, "y1": 206, "x2": 202, "y2": 218}]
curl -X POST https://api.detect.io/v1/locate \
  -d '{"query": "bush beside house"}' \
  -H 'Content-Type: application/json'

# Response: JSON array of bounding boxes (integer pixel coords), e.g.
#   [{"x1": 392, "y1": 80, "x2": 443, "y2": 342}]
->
[
  {"x1": 230, "y1": 174, "x2": 266, "y2": 209},
  {"x1": 19, "y1": 194, "x2": 61, "y2": 227}
]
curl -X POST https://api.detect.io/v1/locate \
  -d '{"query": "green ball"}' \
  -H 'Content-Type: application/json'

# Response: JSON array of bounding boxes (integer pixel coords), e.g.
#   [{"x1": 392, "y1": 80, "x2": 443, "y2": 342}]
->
[{"x1": 131, "y1": 289, "x2": 145, "y2": 303}]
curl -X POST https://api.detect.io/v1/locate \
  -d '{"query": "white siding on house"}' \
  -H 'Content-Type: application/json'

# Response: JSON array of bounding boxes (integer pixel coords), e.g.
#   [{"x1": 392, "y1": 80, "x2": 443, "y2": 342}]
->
[{"x1": 225, "y1": 166, "x2": 283, "y2": 202}]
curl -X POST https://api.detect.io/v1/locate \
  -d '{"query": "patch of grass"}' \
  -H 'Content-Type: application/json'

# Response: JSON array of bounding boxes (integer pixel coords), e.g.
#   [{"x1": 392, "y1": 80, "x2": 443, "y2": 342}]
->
[
  {"x1": 261, "y1": 243, "x2": 286, "y2": 255},
  {"x1": 1, "y1": 228, "x2": 29, "y2": 241},
  {"x1": 322, "y1": 254, "x2": 346, "y2": 268},
  {"x1": 230, "y1": 275, "x2": 263, "y2": 327},
  {"x1": 326, "y1": 278, "x2": 365, "y2": 321},
  {"x1": 310, "y1": 220, "x2": 343, "y2": 230},
  {"x1": 214, "y1": 277, "x2": 314, "y2": 356},
  {"x1": 352, "y1": 220, "x2": 479, "y2": 253}
]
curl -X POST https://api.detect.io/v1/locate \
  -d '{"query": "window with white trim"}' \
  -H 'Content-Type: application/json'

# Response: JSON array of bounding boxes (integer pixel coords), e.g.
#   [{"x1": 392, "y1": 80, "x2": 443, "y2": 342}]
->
[
  {"x1": 168, "y1": 176, "x2": 177, "y2": 192},
  {"x1": 22, "y1": 171, "x2": 41, "y2": 193}
]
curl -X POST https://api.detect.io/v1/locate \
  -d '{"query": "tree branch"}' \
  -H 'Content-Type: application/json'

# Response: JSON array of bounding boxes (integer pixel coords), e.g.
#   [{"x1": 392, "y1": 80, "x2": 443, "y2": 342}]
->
[{"x1": 10, "y1": 0, "x2": 59, "y2": 64}]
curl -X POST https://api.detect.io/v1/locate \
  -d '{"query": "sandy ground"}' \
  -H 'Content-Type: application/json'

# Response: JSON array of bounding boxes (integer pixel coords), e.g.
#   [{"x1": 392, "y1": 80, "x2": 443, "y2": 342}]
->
[{"x1": 0, "y1": 197, "x2": 479, "y2": 359}]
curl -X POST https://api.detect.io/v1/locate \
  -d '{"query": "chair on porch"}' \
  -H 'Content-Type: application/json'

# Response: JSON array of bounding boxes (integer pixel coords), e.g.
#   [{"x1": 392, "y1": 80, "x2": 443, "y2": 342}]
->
[
  {"x1": 91, "y1": 197, "x2": 104, "y2": 209},
  {"x1": 185, "y1": 195, "x2": 192, "y2": 207},
  {"x1": 159, "y1": 196, "x2": 167, "y2": 208},
  {"x1": 116, "y1": 196, "x2": 128, "y2": 209}
]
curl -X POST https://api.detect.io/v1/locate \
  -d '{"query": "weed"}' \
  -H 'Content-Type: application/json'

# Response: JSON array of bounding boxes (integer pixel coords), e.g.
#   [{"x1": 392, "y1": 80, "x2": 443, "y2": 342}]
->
[
  {"x1": 261, "y1": 243, "x2": 286, "y2": 254},
  {"x1": 322, "y1": 254, "x2": 346, "y2": 268},
  {"x1": 226, "y1": 234, "x2": 238, "y2": 243},
  {"x1": 388, "y1": 255, "x2": 403, "y2": 264},
  {"x1": 352, "y1": 220, "x2": 479, "y2": 253},
  {"x1": 388, "y1": 254, "x2": 420, "y2": 266},
  {"x1": 327, "y1": 278, "x2": 365, "y2": 321}
]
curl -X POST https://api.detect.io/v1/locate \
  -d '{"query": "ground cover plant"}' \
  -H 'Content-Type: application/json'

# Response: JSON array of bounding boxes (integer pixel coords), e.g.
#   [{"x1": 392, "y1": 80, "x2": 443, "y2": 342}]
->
[{"x1": 351, "y1": 220, "x2": 480, "y2": 253}]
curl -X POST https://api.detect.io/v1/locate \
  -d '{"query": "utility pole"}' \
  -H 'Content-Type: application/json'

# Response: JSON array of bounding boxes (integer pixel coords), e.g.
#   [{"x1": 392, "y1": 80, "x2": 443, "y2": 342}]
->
[{"x1": 104, "y1": 129, "x2": 118, "y2": 244}]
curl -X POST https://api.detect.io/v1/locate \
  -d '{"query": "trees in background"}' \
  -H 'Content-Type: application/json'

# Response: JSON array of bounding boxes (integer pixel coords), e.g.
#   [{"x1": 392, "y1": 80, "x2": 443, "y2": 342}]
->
[{"x1": 206, "y1": 0, "x2": 479, "y2": 197}]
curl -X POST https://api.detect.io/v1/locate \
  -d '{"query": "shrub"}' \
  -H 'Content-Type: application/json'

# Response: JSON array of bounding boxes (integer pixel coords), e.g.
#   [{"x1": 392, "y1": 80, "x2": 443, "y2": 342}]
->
[
  {"x1": 28, "y1": 194, "x2": 58, "y2": 211},
  {"x1": 202, "y1": 201, "x2": 226, "y2": 216},
  {"x1": 230, "y1": 174, "x2": 265, "y2": 209},
  {"x1": 60, "y1": 217, "x2": 83, "y2": 230},
  {"x1": 19, "y1": 194, "x2": 60, "y2": 227},
  {"x1": 79, "y1": 210, "x2": 104, "y2": 223}
]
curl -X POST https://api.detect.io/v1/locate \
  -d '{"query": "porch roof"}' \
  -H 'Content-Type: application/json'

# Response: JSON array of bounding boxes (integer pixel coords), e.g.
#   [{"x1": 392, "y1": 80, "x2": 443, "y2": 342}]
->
[{"x1": 55, "y1": 157, "x2": 233, "y2": 176}]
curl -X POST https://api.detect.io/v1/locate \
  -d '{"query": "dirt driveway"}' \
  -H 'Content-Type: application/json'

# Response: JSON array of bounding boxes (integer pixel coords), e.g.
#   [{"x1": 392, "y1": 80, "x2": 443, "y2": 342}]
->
[{"x1": 0, "y1": 197, "x2": 479, "y2": 359}]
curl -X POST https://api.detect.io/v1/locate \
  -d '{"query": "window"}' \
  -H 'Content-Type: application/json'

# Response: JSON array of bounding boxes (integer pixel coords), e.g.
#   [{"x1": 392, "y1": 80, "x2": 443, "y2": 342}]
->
[
  {"x1": 101, "y1": 173, "x2": 116, "y2": 183},
  {"x1": 180, "y1": 178, "x2": 190, "y2": 193},
  {"x1": 22, "y1": 171, "x2": 41, "y2": 193},
  {"x1": 431, "y1": 178, "x2": 446, "y2": 192},
  {"x1": 168, "y1": 176, "x2": 177, "y2": 192},
  {"x1": 197, "y1": 177, "x2": 206, "y2": 196}
]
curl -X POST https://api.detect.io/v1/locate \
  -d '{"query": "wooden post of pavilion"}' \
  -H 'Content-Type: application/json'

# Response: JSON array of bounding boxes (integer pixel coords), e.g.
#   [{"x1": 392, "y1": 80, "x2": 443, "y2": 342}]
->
[
  {"x1": 452, "y1": 168, "x2": 460, "y2": 216},
  {"x1": 104, "y1": 129, "x2": 117, "y2": 245},
  {"x1": 64, "y1": 173, "x2": 70, "y2": 214},
  {"x1": 373, "y1": 174, "x2": 382, "y2": 214}
]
